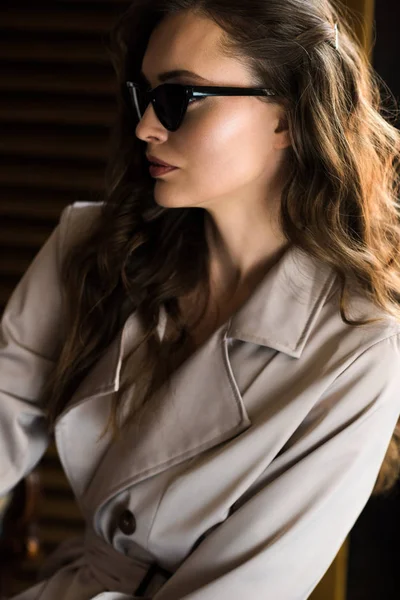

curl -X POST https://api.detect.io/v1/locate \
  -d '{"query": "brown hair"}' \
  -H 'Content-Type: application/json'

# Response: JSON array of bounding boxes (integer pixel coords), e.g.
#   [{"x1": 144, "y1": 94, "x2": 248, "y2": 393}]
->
[{"x1": 43, "y1": 0, "x2": 400, "y2": 496}]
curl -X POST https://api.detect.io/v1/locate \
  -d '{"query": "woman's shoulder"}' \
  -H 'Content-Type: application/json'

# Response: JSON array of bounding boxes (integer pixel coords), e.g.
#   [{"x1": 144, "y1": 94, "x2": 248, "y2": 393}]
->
[
  {"x1": 60, "y1": 200, "x2": 103, "y2": 230},
  {"x1": 58, "y1": 201, "x2": 104, "y2": 250}
]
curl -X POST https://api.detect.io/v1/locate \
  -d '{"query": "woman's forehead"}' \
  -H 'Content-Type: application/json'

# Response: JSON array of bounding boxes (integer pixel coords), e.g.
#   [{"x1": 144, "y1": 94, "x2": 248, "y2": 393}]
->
[{"x1": 141, "y1": 11, "x2": 248, "y2": 87}]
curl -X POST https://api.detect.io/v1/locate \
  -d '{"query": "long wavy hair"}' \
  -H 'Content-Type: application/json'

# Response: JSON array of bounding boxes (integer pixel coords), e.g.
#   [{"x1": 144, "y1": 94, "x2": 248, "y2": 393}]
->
[{"x1": 42, "y1": 0, "x2": 400, "y2": 496}]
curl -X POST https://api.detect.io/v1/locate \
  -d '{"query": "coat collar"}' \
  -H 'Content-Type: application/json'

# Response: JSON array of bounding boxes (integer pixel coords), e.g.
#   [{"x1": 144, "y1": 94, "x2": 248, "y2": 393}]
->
[
  {"x1": 228, "y1": 244, "x2": 338, "y2": 357},
  {"x1": 63, "y1": 244, "x2": 338, "y2": 408}
]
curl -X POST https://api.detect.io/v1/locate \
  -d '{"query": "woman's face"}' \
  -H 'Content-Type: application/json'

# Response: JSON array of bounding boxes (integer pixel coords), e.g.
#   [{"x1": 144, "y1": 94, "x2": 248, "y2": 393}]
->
[{"x1": 135, "y1": 11, "x2": 291, "y2": 215}]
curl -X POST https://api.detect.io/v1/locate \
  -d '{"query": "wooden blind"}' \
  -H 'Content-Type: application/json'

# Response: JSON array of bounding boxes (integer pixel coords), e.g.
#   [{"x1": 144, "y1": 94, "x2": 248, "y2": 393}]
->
[
  {"x1": 0, "y1": 1, "x2": 129, "y2": 594},
  {"x1": 0, "y1": 0, "x2": 131, "y2": 312}
]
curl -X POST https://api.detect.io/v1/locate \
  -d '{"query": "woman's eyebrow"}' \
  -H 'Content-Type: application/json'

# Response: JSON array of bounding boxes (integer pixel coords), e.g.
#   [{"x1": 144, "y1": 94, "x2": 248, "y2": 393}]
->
[{"x1": 139, "y1": 69, "x2": 213, "y2": 84}]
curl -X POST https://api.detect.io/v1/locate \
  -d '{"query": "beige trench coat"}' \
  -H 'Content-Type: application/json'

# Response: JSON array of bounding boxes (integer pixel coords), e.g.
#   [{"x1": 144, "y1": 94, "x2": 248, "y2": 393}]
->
[{"x1": 2, "y1": 202, "x2": 400, "y2": 600}]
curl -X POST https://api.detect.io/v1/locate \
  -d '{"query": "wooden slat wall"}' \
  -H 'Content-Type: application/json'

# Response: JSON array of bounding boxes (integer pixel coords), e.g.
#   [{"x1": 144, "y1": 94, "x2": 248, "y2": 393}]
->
[
  {"x1": 0, "y1": 1, "x2": 129, "y2": 594},
  {"x1": 0, "y1": 0, "x2": 130, "y2": 311}
]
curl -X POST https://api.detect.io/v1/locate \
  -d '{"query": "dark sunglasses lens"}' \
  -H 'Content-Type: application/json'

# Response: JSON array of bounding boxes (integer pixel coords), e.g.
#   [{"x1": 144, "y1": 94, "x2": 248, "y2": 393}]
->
[
  {"x1": 156, "y1": 84, "x2": 186, "y2": 131},
  {"x1": 129, "y1": 84, "x2": 186, "y2": 131}
]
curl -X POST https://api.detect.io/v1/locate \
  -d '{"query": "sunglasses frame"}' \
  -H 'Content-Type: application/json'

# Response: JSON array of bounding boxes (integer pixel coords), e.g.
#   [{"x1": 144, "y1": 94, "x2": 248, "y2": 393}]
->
[{"x1": 126, "y1": 81, "x2": 277, "y2": 132}]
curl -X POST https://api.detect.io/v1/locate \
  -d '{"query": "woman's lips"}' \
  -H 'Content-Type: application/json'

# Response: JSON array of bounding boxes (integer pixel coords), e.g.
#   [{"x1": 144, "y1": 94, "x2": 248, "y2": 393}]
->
[{"x1": 149, "y1": 165, "x2": 179, "y2": 177}]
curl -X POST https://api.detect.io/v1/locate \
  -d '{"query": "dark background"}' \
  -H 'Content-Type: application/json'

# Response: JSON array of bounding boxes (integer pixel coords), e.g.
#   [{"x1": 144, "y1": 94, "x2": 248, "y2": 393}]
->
[{"x1": 373, "y1": 0, "x2": 400, "y2": 128}]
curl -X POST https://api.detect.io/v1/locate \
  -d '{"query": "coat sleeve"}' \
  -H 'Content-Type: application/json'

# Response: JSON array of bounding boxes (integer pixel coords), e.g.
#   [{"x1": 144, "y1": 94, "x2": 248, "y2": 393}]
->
[
  {"x1": 0, "y1": 204, "x2": 74, "y2": 496},
  {"x1": 152, "y1": 332, "x2": 400, "y2": 600}
]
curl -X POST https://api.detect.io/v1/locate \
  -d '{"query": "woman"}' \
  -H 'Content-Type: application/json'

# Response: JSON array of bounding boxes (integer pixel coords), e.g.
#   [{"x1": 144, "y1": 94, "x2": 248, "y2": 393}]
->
[{"x1": 2, "y1": 0, "x2": 400, "y2": 598}]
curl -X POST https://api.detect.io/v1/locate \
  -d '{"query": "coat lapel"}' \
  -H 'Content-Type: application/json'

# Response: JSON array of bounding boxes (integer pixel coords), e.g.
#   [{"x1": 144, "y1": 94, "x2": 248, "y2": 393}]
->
[{"x1": 55, "y1": 309, "x2": 252, "y2": 514}]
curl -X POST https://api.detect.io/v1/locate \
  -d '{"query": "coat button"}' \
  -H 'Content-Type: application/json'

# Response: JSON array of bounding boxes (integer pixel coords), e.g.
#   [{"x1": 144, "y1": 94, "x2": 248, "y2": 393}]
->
[{"x1": 118, "y1": 509, "x2": 136, "y2": 535}]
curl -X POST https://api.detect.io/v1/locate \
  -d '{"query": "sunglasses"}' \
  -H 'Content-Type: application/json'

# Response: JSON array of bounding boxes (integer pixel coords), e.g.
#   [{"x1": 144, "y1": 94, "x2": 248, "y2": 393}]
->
[{"x1": 126, "y1": 82, "x2": 277, "y2": 132}]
